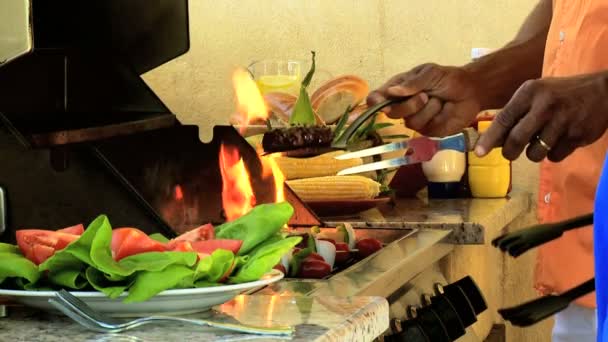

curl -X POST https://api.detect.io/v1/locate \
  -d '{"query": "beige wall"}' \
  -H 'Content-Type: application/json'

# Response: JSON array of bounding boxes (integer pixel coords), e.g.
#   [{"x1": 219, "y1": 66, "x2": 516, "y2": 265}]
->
[{"x1": 142, "y1": 0, "x2": 537, "y2": 141}]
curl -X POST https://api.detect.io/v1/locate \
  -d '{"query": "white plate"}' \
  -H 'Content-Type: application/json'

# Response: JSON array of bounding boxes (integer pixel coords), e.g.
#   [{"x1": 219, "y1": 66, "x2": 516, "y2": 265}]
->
[{"x1": 0, "y1": 270, "x2": 283, "y2": 317}]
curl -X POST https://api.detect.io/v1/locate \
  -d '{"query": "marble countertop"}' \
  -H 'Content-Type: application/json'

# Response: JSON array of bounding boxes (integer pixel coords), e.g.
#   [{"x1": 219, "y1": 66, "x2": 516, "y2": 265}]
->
[
  {"x1": 321, "y1": 190, "x2": 531, "y2": 244},
  {"x1": 0, "y1": 295, "x2": 388, "y2": 342}
]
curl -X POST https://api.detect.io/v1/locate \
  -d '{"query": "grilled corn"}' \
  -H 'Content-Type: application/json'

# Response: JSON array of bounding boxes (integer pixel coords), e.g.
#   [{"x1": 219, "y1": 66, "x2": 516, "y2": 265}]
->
[
  {"x1": 274, "y1": 151, "x2": 364, "y2": 180},
  {"x1": 286, "y1": 175, "x2": 381, "y2": 201}
]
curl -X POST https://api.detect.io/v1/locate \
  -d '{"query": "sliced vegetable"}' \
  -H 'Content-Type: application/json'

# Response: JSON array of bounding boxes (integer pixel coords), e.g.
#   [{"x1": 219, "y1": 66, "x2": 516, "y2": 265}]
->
[
  {"x1": 337, "y1": 223, "x2": 356, "y2": 250},
  {"x1": 191, "y1": 240, "x2": 242, "y2": 255},
  {"x1": 58, "y1": 224, "x2": 85, "y2": 236},
  {"x1": 289, "y1": 234, "x2": 316, "y2": 277},
  {"x1": 172, "y1": 224, "x2": 215, "y2": 243},
  {"x1": 111, "y1": 228, "x2": 167, "y2": 261},
  {"x1": 314, "y1": 239, "x2": 336, "y2": 269},
  {"x1": 297, "y1": 259, "x2": 331, "y2": 279},
  {"x1": 355, "y1": 238, "x2": 383, "y2": 259},
  {"x1": 16, "y1": 229, "x2": 80, "y2": 265},
  {"x1": 334, "y1": 242, "x2": 351, "y2": 264}
]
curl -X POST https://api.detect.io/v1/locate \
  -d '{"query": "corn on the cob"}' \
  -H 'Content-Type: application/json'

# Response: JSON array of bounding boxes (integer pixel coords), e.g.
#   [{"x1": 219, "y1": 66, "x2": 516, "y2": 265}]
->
[
  {"x1": 274, "y1": 151, "x2": 363, "y2": 180},
  {"x1": 286, "y1": 175, "x2": 381, "y2": 201}
]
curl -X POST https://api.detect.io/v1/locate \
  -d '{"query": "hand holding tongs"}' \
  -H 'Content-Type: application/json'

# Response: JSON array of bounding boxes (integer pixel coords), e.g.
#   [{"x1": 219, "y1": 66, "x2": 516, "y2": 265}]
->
[{"x1": 330, "y1": 98, "x2": 479, "y2": 175}]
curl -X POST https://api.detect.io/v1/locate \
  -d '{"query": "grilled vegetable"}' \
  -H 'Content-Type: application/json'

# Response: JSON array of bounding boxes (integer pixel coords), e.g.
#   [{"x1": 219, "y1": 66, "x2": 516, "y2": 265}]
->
[
  {"x1": 287, "y1": 176, "x2": 381, "y2": 201},
  {"x1": 262, "y1": 126, "x2": 333, "y2": 153},
  {"x1": 355, "y1": 238, "x2": 383, "y2": 259},
  {"x1": 297, "y1": 259, "x2": 332, "y2": 279},
  {"x1": 274, "y1": 151, "x2": 363, "y2": 180}
]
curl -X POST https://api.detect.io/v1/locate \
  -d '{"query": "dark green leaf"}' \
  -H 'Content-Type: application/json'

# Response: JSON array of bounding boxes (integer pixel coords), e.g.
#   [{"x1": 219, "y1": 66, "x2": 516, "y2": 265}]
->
[
  {"x1": 331, "y1": 105, "x2": 353, "y2": 144},
  {"x1": 85, "y1": 267, "x2": 130, "y2": 299}
]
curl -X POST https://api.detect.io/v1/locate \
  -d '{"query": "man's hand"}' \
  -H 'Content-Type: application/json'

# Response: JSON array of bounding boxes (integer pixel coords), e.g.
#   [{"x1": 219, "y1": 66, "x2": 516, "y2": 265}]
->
[
  {"x1": 367, "y1": 63, "x2": 482, "y2": 137},
  {"x1": 476, "y1": 72, "x2": 608, "y2": 162}
]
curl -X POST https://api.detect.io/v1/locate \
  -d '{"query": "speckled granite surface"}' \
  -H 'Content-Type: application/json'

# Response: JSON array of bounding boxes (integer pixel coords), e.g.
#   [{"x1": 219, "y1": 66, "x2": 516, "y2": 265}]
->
[
  {"x1": 322, "y1": 190, "x2": 531, "y2": 244},
  {"x1": 0, "y1": 295, "x2": 388, "y2": 342}
]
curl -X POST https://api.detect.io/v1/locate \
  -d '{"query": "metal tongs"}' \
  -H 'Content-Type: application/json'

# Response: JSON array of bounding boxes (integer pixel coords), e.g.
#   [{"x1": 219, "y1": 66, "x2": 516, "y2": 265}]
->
[
  {"x1": 330, "y1": 99, "x2": 479, "y2": 175},
  {"x1": 492, "y1": 213, "x2": 595, "y2": 327},
  {"x1": 334, "y1": 128, "x2": 479, "y2": 175}
]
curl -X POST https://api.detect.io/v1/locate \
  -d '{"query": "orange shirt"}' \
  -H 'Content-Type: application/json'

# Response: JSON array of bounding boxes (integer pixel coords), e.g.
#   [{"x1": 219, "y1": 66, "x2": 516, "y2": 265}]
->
[{"x1": 535, "y1": 0, "x2": 608, "y2": 308}]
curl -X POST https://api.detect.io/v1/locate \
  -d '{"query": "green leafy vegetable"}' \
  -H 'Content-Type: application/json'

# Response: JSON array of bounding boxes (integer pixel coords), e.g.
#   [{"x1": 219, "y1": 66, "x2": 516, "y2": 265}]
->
[
  {"x1": 194, "y1": 249, "x2": 235, "y2": 283},
  {"x1": 85, "y1": 267, "x2": 131, "y2": 299},
  {"x1": 0, "y1": 243, "x2": 19, "y2": 254},
  {"x1": 0, "y1": 202, "x2": 298, "y2": 302},
  {"x1": 48, "y1": 269, "x2": 87, "y2": 289},
  {"x1": 231, "y1": 236, "x2": 301, "y2": 283},
  {"x1": 125, "y1": 265, "x2": 194, "y2": 303},
  {"x1": 39, "y1": 215, "x2": 109, "y2": 272},
  {"x1": 289, "y1": 51, "x2": 317, "y2": 126},
  {"x1": 0, "y1": 252, "x2": 40, "y2": 285},
  {"x1": 149, "y1": 233, "x2": 169, "y2": 243},
  {"x1": 216, "y1": 202, "x2": 294, "y2": 255}
]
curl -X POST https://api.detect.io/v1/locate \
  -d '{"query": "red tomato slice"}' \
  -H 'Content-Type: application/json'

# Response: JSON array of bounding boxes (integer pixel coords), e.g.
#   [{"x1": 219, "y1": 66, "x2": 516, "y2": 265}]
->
[
  {"x1": 111, "y1": 228, "x2": 166, "y2": 261},
  {"x1": 15, "y1": 229, "x2": 80, "y2": 265},
  {"x1": 31, "y1": 245, "x2": 56, "y2": 265},
  {"x1": 173, "y1": 224, "x2": 215, "y2": 242},
  {"x1": 167, "y1": 240, "x2": 194, "y2": 252},
  {"x1": 190, "y1": 239, "x2": 242, "y2": 255},
  {"x1": 57, "y1": 224, "x2": 85, "y2": 236}
]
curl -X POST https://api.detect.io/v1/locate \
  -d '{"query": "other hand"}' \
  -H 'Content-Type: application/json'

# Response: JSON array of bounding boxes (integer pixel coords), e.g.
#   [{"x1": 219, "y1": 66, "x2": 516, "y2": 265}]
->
[
  {"x1": 475, "y1": 73, "x2": 608, "y2": 162},
  {"x1": 367, "y1": 63, "x2": 482, "y2": 137}
]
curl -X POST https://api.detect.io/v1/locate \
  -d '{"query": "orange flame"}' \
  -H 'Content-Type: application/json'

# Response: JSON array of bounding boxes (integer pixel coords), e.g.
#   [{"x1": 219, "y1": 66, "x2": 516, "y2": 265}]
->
[
  {"x1": 174, "y1": 185, "x2": 184, "y2": 201},
  {"x1": 232, "y1": 68, "x2": 268, "y2": 130},
  {"x1": 219, "y1": 144, "x2": 256, "y2": 221},
  {"x1": 260, "y1": 154, "x2": 285, "y2": 203}
]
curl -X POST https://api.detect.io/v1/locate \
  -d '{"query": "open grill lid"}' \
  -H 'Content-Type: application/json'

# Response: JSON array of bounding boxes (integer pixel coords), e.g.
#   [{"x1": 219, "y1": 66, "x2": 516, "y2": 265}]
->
[
  {"x1": 0, "y1": 0, "x2": 321, "y2": 240},
  {"x1": 0, "y1": 0, "x2": 190, "y2": 147}
]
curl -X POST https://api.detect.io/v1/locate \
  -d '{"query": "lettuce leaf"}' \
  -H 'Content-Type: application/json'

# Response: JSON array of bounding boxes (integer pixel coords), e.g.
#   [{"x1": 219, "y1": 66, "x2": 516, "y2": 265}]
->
[
  {"x1": 149, "y1": 233, "x2": 170, "y2": 243},
  {"x1": 193, "y1": 249, "x2": 235, "y2": 283},
  {"x1": 216, "y1": 202, "x2": 294, "y2": 255},
  {"x1": 0, "y1": 252, "x2": 40, "y2": 285},
  {"x1": 39, "y1": 214, "x2": 109, "y2": 272},
  {"x1": 125, "y1": 265, "x2": 194, "y2": 303},
  {"x1": 85, "y1": 267, "x2": 131, "y2": 299},
  {"x1": 229, "y1": 236, "x2": 301, "y2": 283},
  {"x1": 0, "y1": 243, "x2": 19, "y2": 254},
  {"x1": 48, "y1": 269, "x2": 87, "y2": 289}
]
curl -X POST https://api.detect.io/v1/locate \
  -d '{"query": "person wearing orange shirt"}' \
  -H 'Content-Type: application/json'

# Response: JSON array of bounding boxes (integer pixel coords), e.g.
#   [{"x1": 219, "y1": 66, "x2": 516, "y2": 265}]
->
[{"x1": 368, "y1": 1, "x2": 608, "y2": 340}]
